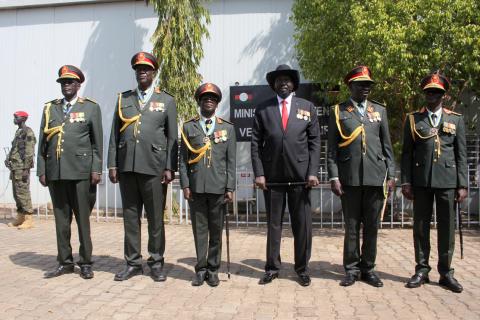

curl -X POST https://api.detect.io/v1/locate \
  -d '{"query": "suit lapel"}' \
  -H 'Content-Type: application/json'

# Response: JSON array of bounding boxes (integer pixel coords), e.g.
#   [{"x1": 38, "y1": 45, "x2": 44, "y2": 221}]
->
[
  {"x1": 269, "y1": 97, "x2": 283, "y2": 132},
  {"x1": 286, "y1": 97, "x2": 299, "y2": 132}
]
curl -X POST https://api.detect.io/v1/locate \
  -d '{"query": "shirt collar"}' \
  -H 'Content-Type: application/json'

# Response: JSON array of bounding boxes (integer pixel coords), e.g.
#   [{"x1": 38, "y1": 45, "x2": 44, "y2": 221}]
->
[
  {"x1": 136, "y1": 85, "x2": 154, "y2": 101},
  {"x1": 63, "y1": 96, "x2": 78, "y2": 107},
  {"x1": 427, "y1": 107, "x2": 442, "y2": 118},
  {"x1": 277, "y1": 93, "x2": 293, "y2": 105},
  {"x1": 350, "y1": 98, "x2": 366, "y2": 108},
  {"x1": 201, "y1": 114, "x2": 216, "y2": 124}
]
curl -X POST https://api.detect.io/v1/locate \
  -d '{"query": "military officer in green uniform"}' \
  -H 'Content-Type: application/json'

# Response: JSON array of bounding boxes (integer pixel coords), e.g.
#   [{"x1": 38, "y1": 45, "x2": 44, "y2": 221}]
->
[
  {"x1": 327, "y1": 66, "x2": 395, "y2": 287},
  {"x1": 6, "y1": 111, "x2": 36, "y2": 229},
  {"x1": 179, "y1": 83, "x2": 236, "y2": 287},
  {"x1": 37, "y1": 65, "x2": 103, "y2": 279},
  {"x1": 108, "y1": 52, "x2": 178, "y2": 282},
  {"x1": 401, "y1": 72, "x2": 467, "y2": 293}
]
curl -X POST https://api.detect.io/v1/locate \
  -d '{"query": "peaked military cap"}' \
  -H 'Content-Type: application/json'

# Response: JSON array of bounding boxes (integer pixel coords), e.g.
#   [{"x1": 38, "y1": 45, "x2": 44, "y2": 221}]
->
[
  {"x1": 56, "y1": 65, "x2": 85, "y2": 83},
  {"x1": 420, "y1": 72, "x2": 450, "y2": 92},
  {"x1": 344, "y1": 65, "x2": 375, "y2": 84},
  {"x1": 14, "y1": 111, "x2": 28, "y2": 118},
  {"x1": 266, "y1": 64, "x2": 300, "y2": 91},
  {"x1": 131, "y1": 51, "x2": 158, "y2": 70},
  {"x1": 195, "y1": 83, "x2": 222, "y2": 102}
]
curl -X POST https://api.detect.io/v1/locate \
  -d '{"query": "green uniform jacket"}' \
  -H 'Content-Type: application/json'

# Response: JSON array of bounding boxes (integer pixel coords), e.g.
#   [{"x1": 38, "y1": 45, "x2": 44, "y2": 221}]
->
[
  {"x1": 8, "y1": 126, "x2": 36, "y2": 170},
  {"x1": 327, "y1": 100, "x2": 395, "y2": 186},
  {"x1": 401, "y1": 108, "x2": 468, "y2": 188},
  {"x1": 179, "y1": 117, "x2": 236, "y2": 194},
  {"x1": 108, "y1": 88, "x2": 178, "y2": 175},
  {"x1": 37, "y1": 98, "x2": 103, "y2": 180}
]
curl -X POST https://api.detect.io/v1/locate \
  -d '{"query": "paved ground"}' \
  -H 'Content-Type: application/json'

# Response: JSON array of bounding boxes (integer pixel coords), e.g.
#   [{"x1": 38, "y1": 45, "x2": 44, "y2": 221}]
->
[{"x1": 0, "y1": 218, "x2": 479, "y2": 320}]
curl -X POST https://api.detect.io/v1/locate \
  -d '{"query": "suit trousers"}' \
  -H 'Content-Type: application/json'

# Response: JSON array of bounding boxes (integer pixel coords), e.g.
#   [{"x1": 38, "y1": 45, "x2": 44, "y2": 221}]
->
[
  {"x1": 48, "y1": 179, "x2": 96, "y2": 266},
  {"x1": 264, "y1": 186, "x2": 312, "y2": 274},
  {"x1": 189, "y1": 193, "x2": 225, "y2": 274},
  {"x1": 119, "y1": 172, "x2": 165, "y2": 267},
  {"x1": 412, "y1": 187, "x2": 456, "y2": 276},
  {"x1": 341, "y1": 186, "x2": 384, "y2": 275}
]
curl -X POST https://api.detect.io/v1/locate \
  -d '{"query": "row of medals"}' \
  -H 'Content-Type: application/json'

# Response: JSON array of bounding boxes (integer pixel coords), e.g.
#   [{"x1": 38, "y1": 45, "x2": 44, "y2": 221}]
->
[{"x1": 203, "y1": 132, "x2": 228, "y2": 144}]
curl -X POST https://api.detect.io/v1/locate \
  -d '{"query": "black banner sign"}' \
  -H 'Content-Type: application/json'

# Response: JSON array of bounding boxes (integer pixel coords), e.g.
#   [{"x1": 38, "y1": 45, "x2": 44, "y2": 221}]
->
[{"x1": 229, "y1": 84, "x2": 328, "y2": 142}]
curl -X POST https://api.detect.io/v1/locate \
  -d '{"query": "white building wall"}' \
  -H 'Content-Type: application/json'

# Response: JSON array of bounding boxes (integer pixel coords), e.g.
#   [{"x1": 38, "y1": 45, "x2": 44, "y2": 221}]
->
[{"x1": 0, "y1": 0, "x2": 298, "y2": 205}]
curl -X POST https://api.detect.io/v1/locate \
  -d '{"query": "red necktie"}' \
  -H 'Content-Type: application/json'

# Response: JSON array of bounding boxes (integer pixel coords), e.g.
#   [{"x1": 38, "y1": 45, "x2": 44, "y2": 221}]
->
[{"x1": 281, "y1": 100, "x2": 288, "y2": 130}]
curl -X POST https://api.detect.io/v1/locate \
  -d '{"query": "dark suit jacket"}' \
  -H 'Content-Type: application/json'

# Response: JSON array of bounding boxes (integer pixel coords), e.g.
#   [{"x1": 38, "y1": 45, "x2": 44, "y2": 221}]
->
[
  {"x1": 179, "y1": 117, "x2": 236, "y2": 194},
  {"x1": 327, "y1": 100, "x2": 395, "y2": 186},
  {"x1": 251, "y1": 96, "x2": 321, "y2": 183},
  {"x1": 401, "y1": 108, "x2": 467, "y2": 188},
  {"x1": 37, "y1": 97, "x2": 103, "y2": 180},
  {"x1": 108, "y1": 87, "x2": 178, "y2": 176}
]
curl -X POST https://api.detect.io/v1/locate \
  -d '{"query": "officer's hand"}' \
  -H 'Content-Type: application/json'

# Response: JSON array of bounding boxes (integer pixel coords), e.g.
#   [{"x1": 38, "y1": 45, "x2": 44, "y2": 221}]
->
[
  {"x1": 22, "y1": 169, "x2": 30, "y2": 183},
  {"x1": 255, "y1": 176, "x2": 267, "y2": 190},
  {"x1": 307, "y1": 175, "x2": 319, "y2": 188},
  {"x1": 224, "y1": 191, "x2": 234, "y2": 203},
  {"x1": 183, "y1": 187, "x2": 192, "y2": 200},
  {"x1": 161, "y1": 170, "x2": 173, "y2": 184},
  {"x1": 330, "y1": 180, "x2": 344, "y2": 196},
  {"x1": 401, "y1": 184, "x2": 414, "y2": 200},
  {"x1": 39, "y1": 175, "x2": 47, "y2": 187},
  {"x1": 387, "y1": 179, "x2": 396, "y2": 198},
  {"x1": 109, "y1": 168, "x2": 118, "y2": 184},
  {"x1": 91, "y1": 172, "x2": 101, "y2": 185},
  {"x1": 456, "y1": 188, "x2": 468, "y2": 203}
]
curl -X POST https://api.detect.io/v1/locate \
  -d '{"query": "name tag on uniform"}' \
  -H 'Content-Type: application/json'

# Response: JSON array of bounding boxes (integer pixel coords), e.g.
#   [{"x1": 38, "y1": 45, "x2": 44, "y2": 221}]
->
[
  {"x1": 70, "y1": 112, "x2": 86, "y2": 123},
  {"x1": 214, "y1": 130, "x2": 228, "y2": 143},
  {"x1": 149, "y1": 102, "x2": 165, "y2": 112},
  {"x1": 296, "y1": 109, "x2": 311, "y2": 121}
]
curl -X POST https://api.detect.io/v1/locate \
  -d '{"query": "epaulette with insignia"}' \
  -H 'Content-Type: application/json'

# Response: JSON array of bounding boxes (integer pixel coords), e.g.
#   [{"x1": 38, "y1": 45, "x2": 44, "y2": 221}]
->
[
  {"x1": 369, "y1": 99, "x2": 386, "y2": 107},
  {"x1": 121, "y1": 89, "x2": 133, "y2": 95},
  {"x1": 443, "y1": 108, "x2": 461, "y2": 116},
  {"x1": 46, "y1": 98, "x2": 62, "y2": 105},
  {"x1": 217, "y1": 117, "x2": 232, "y2": 124},
  {"x1": 162, "y1": 89, "x2": 174, "y2": 97},
  {"x1": 185, "y1": 116, "x2": 200, "y2": 123},
  {"x1": 84, "y1": 97, "x2": 98, "y2": 104}
]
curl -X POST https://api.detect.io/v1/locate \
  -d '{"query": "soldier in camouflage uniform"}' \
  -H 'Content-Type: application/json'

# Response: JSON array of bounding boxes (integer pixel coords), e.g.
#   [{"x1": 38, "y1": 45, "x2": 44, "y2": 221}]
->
[{"x1": 5, "y1": 111, "x2": 36, "y2": 229}]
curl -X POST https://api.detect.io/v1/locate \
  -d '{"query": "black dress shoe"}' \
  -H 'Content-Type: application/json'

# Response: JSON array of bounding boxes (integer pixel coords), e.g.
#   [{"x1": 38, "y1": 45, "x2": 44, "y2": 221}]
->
[
  {"x1": 207, "y1": 273, "x2": 220, "y2": 287},
  {"x1": 80, "y1": 265, "x2": 94, "y2": 279},
  {"x1": 259, "y1": 272, "x2": 278, "y2": 285},
  {"x1": 114, "y1": 265, "x2": 143, "y2": 281},
  {"x1": 361, "y1": 272, "x2": 383, "y2": 287},
  {"x1": 44, "y1": 265, "x2": 74, "y2": 278},
  {"x1": 297, "y1": 273, "x2": 311, "y2": 286},
  {"x1": 150, "y1": 266, "x2": 167, "y2": 282},
  {"x1": 406, "y1": 273, "x2": 429, "y2": 288},
  {"x1": 439, "y1": 274, "x2": 463, "y2": 293},
  {"x1": 339, "y1": 273, "x2": 358, "y2": 287},
  {"x1": 191, "y1": 271, "x2": 207, "y2": 286}
]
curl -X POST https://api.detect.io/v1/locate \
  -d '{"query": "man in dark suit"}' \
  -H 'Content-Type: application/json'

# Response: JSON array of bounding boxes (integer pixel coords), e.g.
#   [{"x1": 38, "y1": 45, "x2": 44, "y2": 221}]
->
[
  {"x1": 401, "y1": 72, "x2": 467, "y2": 293},
  {"x1": 108, "y1": 52, "x2": 178, "y2": 282},
  {"x1": 37, "y1": 65, "x2": 103, "y2": 279},
  {"x1": 251, "y1": 64, "x2": 321, "y2": 286},
  {"x1": 179, "y1": 83, "x2": 236, "y2": 287},
  {"x1": 327, "y1": 66, "x2": 395, "y2": 287}
]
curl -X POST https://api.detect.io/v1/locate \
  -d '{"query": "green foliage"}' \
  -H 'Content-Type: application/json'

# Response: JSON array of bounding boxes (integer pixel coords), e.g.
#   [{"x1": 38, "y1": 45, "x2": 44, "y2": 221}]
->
[
  {"x1": 147, "y1": 0, "x2": 210, "y2": 120},
  {"x1": 292, "y1": 0, "x2": 480, "y2": 148}
]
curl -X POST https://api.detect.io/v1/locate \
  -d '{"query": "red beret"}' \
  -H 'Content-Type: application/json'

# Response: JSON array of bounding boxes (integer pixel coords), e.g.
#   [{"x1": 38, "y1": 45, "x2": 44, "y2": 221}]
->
[
  {"x1": 57, "y1": 65, "x2": 85, "y2": 83},
  {"x1": 195, "y1": 83, "x2": 222, "y2": 102},
  {"x1": 14, "y1": 111, "x2": 28, "y2": 118},
  {"x1": 344, "y1": 66, "x2": 375, "y2": 84},
  {"x1": 131, "y1": 52, "x2": 158, "y2": 70}
]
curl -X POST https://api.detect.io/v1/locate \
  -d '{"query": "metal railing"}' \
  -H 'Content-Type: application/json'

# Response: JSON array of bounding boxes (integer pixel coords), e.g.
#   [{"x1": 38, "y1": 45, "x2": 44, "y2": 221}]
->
[{"x1": 0, "y1": 168, "x2": 478, "y2": 228}]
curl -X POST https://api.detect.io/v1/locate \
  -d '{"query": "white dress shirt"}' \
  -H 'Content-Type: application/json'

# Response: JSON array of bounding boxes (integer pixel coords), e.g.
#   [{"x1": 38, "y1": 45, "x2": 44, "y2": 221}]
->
[{"x1": 277, "y1": 93, "x2": 293, "y2": 116}]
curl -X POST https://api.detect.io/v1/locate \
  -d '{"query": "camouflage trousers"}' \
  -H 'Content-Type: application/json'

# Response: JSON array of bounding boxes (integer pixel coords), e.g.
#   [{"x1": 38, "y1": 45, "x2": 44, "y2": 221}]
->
[{"x1": 11, "y1": 170, "x2": 33, "y2": 214}]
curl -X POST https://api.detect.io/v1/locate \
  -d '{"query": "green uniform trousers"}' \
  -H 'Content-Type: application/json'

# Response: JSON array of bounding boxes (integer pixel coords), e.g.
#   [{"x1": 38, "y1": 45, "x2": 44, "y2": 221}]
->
[
  {"x1": 189, "y1": 193, "x2": 225, "y2": 274},
  {"x1": 119, "y1": 172, "x2": 165, "y2": 268},
  {"x1": 48, "y1": 179, "x2": 96, "y2": 266},
  {"x1": 12, "y1": 171, "x2": 33, "y2": 214},
  {"x1": 341, "y1": 186, "x2": 384, "y2": 275},
  {"x1": 412, "y1": 187, "x2": 456, "y2": 276}
]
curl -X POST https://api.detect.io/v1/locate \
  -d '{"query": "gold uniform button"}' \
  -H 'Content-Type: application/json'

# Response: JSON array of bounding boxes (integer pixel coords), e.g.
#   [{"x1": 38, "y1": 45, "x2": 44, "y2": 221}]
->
[
  {"x1": 138, "y1": 122, "x2": 142, "y2": 124},
  {"x1": 137, "y1": 131, "x2": 141, "y2": 134},
  {"x1": 61, "y1": 149, "x2": 64, "y2": 152},
  {"x1": 61, "y1": 139, "x2": 65, "y2": 142},
  {"x1": 136, "y1": 140, "x2": 140, "y2": 143},
  {"x1": 415, "y1": 163, "x2": 419, "y2": 166},
  {"x1": 433, "y1": 159, "x2": 437, "y2": 162}
]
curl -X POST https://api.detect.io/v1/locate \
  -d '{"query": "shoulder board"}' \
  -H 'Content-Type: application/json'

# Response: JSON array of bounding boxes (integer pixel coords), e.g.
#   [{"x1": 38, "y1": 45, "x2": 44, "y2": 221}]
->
[
  {"x1": 83, "y1": 97, "x2": 98, "y2": 104},
  {"x1": 185, "y1": 116, "x2": 200, "y2": 123},
  {"x1": 217, "y1": 117, "x2": 232, "y2": 125},
  {"x1": 121, "y1": 89, "x2": 134, "y2": 95},
  {"x1": 46, "y1": 98, "x2": 62, "y2": 105},
  {"x1": 369, "y1": 99, "x2": 386, "y2": 107},
  {"x1": 443, "y1": 108, "x2": 461, "y2": 116},
  {"x1": 161, "y1": 89, "x2": 174, "y2": 97}
]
